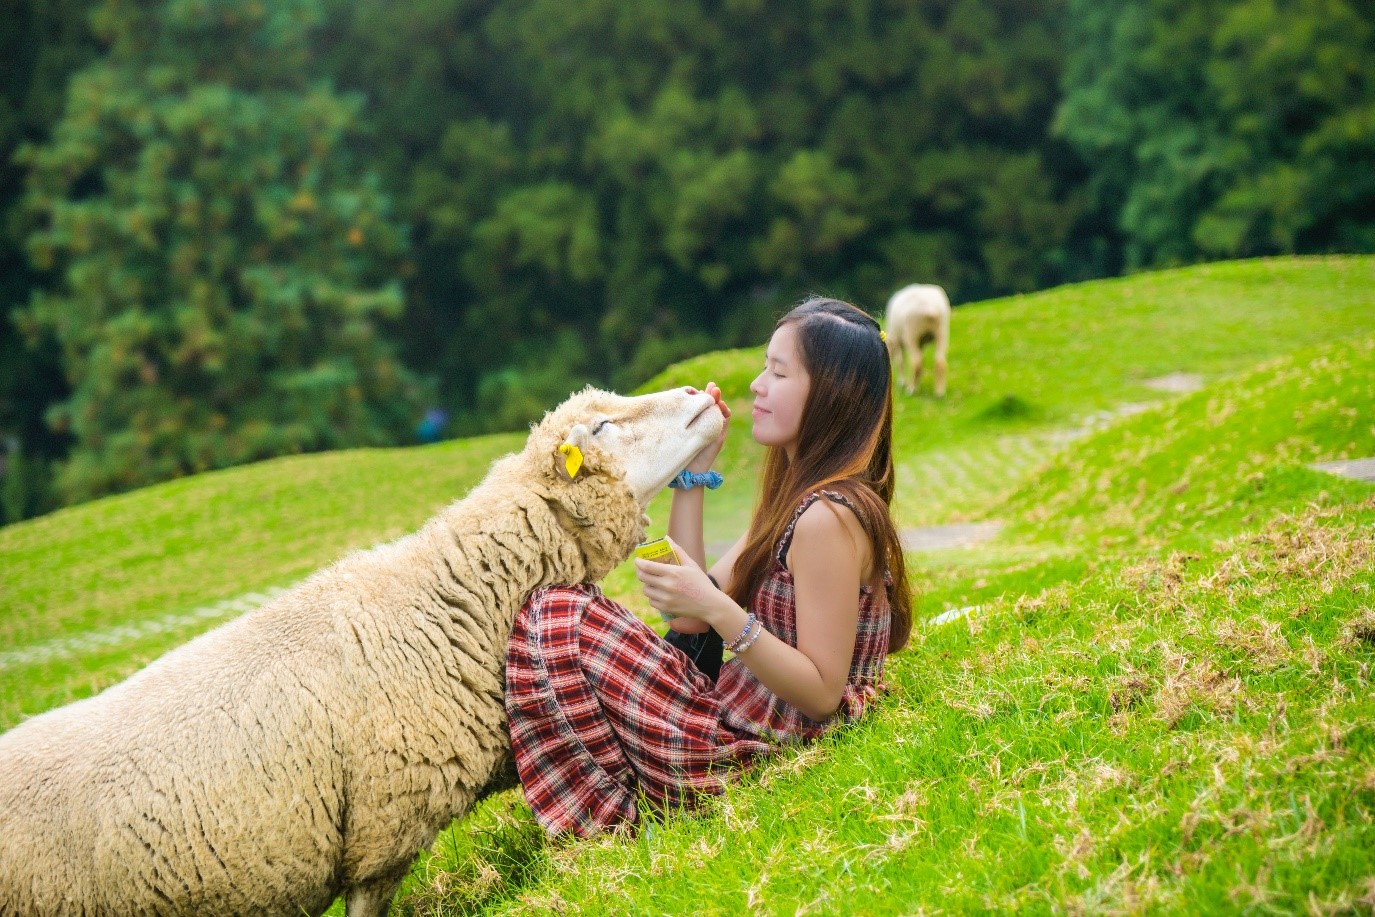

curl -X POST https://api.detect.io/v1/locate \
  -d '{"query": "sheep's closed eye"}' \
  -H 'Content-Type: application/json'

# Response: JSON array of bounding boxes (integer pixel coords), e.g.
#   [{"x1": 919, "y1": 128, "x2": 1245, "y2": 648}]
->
[{"x1": 592, "y1": 420, "x2": 610, "y2": 435}]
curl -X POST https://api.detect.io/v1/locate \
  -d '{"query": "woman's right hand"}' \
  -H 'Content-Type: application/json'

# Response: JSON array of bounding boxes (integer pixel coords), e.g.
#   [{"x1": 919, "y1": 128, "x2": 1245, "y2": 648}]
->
[
  {"x1": 686, "y1": 381, "x2": 731, "y2": 473},
  {"x1": 635, "y1": 537, "x2": 725, "y2": 635}
]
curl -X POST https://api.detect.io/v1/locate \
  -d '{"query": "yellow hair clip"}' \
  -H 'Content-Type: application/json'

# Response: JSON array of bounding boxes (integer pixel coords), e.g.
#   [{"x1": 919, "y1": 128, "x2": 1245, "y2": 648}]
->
[
  {"x1": 559, "y1": 442, "x2": 583, "y2": 478},
  {"x1": 879, "y1": 330, "x2": 887, "y2": 342}
]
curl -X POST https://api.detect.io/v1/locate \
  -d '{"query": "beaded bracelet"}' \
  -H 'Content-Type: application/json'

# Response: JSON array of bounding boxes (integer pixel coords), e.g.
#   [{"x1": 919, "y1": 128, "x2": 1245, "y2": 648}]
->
[
  {"x1": 734, "y1": 618, "x2": 766, "y2": 655},
  {"x1": 725, "y1": 612, "x2": 756, "y2": 653},
  {"x1": 728, "y1": 619, "x2": 758, "y2": 655}
]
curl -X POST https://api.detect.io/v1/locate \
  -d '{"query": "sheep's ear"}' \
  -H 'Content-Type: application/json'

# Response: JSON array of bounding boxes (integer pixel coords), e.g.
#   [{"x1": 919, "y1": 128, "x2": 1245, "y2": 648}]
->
[{"x1": 557, "y1": 424, "x2": 592, "y2": 481}]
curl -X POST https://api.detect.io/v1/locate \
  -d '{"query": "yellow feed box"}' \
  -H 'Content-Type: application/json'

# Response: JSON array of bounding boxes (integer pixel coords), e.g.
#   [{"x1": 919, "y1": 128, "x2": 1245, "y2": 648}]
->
[
  {"x1": 633, "y1": 538, "x2": 679, "y2": 564},
  {"x1": 634, "y1": 538, "x2": 680, "y2": 623}
]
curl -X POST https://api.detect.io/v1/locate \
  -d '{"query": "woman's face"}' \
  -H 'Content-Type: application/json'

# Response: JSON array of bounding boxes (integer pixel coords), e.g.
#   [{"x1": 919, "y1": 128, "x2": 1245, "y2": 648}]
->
[{"x1": 750, "y1": 322, "x2": 811, "y2": 457}]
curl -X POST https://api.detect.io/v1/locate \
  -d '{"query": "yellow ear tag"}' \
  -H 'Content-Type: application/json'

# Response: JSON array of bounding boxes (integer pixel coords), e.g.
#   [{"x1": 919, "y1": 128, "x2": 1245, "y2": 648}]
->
[{"x1": 559, "y1": 442, "x2": 583, "y2": 479}]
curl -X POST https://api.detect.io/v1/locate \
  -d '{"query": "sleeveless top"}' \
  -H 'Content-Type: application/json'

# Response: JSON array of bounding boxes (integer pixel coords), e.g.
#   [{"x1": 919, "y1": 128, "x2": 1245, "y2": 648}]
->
[{"x1": 714, "y1": 489, "x2": 891, "y2": 744}]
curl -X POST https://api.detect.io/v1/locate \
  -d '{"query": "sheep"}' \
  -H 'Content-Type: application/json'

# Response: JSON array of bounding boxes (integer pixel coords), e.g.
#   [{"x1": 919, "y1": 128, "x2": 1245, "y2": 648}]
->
[
  {"x1": 885, "y1": 283, "x2": 951, "y2": 397},
  {"x1": 0, "y1": 385, "x2": 725, "y2": 917}
]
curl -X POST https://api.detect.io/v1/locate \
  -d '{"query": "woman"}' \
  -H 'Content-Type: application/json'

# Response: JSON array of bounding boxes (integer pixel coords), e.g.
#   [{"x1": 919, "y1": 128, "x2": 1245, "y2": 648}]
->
[{"x1": 504, "y1": 296, "x2": 913, "y2": 836}]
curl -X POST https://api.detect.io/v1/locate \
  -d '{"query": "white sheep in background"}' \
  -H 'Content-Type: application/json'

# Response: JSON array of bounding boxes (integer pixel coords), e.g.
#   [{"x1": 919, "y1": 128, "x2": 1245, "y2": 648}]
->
[
  {"x1": 0, "y1": 386, "x2": 724, "y2": 917},
  {"x1": 885, "y1": 283, "x2": 951, "y2": 397}
]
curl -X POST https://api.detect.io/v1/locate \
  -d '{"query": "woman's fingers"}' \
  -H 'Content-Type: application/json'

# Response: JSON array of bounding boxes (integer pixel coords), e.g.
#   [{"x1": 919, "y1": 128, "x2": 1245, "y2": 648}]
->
[
  {"x1": 635, "y1": 559, "x2": 686, "y2": 591},
  {"x1": 706, "y1": 381, "x2": 731, "y2": 419},
  {"x1": 634, "y1": 558, "x2": 673, "y2": 580},
  {"x1": 635, "y1": 557, "x2": 710, "y2": 618}
]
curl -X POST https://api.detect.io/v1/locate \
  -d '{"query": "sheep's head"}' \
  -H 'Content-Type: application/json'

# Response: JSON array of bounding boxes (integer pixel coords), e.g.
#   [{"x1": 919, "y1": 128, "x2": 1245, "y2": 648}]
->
[
  {"x1": 524, "y1": 386, "x2": 725, "y2": 580},
  {"x1": 530, "y1": 385, "x2": 724, "y2": 505}
]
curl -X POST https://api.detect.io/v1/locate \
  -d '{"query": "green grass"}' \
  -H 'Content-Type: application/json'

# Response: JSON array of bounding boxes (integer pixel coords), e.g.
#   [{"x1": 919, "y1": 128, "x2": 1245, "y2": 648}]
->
[
  {"x1": 911, "y1": 334, "x2": 1375, "y2": 619},
  {"x1": 2, "y1": 255, "x2": 1373, "y2": 914},
  {"x1": 1008, "y1": 335, "x2": 1375, "y2": 547},
  {"x1": 640, "y1": 254, "x2": 1375, "y2": 535}
]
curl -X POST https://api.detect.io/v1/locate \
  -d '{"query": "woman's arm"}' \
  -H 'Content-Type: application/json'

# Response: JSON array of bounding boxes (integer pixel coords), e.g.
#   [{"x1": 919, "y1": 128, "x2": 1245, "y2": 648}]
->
[
  {"x1": 667, "y1": 487, "x2": 709, "y2": 572},
  {"x1": 708, "y1": 532, "x2": 747, "y2": 594},
  {"x1": 637, "y1": 501, "x2": 869, "y2": 720},
  {"x1": 666, "y1": 381, "x2": 731, "y2": 572}
]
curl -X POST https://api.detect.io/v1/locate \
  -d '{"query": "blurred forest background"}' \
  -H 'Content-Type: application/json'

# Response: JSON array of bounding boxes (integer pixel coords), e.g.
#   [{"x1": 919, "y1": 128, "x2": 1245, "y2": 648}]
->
[{"x1": 1, "y1": 0, "x2": 1372, "y2": 523}]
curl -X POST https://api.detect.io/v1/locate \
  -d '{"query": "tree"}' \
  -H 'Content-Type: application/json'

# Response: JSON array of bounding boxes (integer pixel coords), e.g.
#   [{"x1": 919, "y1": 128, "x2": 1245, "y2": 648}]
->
[
  {"x1": 19, "y1": 0, "x2": 424, "y2": 503},
  {"x1": 0, "y1": 0, "x2": 100, "y2": 522},
  {"x1": 1057, "y1": 0, "x2": 1375, "y2": 268},
  {"x1": 326, "y1": 0, "x2": 1084, "y2": 434}
]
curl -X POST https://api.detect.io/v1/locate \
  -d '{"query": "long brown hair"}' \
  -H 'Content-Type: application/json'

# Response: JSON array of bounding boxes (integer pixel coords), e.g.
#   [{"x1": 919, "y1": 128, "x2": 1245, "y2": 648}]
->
[{"x1": 728, "y1": 296, "x2": 913, "y2": 653}]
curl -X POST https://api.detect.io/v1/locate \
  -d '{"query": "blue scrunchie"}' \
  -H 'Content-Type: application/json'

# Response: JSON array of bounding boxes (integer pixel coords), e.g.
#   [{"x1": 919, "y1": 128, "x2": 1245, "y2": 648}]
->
[{"x1": 669, "y1": 470, "x2": 724, "y2": 490}]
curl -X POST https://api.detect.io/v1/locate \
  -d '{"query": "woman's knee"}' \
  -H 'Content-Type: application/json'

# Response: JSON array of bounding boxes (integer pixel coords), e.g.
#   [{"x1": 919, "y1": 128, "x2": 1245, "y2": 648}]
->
[
  {"x1": 520, "y1": 585, "x2": 596, "y2": 633},
  {"x1": 580, "y1": 591, "x2": 645, "y2": 633}
]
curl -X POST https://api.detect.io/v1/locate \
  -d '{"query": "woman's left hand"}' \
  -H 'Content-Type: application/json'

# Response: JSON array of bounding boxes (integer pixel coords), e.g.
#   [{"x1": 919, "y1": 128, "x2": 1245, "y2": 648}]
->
[
  {"x1": 685, "y1": 381, "x2": 731, "y2": 473},
  {"x1": 634, "y1": 536, "x2": 724, "y2": 628}
]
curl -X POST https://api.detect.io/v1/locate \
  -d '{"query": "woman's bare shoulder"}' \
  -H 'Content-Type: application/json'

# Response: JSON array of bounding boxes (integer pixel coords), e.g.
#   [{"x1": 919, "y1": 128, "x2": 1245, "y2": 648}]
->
[{"x1": 791, "y1": 496, "x2": 870, "y2": 562}]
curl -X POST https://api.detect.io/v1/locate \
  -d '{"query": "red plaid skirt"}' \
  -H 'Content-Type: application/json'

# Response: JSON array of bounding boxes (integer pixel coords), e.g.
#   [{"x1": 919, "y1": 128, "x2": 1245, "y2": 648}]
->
[
  {"x1": 505, "y1": 491, "x2": 890, "y2": 836},
  {"x1": 505, "y1": 584, "x2": 769, "y2": 835}
]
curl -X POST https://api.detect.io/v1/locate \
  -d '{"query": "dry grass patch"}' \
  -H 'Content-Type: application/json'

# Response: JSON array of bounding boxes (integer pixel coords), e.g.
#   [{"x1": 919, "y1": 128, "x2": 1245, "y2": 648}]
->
[
  {"x1": 1341, "y1": 607, "x2": 1375, "y2": 652},
  {"x1": 1121, "y1": 551, "x2": 1198, "y2": 602},
  {"x1": 1212, "y1": 615, "x2": 1295, "y2": 671}
]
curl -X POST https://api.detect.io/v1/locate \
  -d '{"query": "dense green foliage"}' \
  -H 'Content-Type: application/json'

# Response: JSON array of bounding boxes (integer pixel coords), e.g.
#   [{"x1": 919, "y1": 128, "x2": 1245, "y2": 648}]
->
[
  {"x1": 324, "y1": 0, "x2": 1084, "y2": 428},
  {"x1": 1, "y1": 0, "x2": 1373, "y2": 515},
  {"x1": 17, "y1": 0, "x2": 424, "y2": 501},
  {"x1": 0, "y1": 0, "x2": 98, "y2": 521},
  {"x1": 1058, "y1": 0, "x2": 1375, "y2": 268}
]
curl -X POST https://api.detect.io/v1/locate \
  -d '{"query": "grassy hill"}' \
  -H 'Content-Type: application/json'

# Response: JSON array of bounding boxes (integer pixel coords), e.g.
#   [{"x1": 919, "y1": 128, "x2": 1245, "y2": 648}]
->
[
  {"x1": 1, "y1": 255, "x2": 1373, "y2": 913},
  {"x1": 642, "y1": 255, "x2": 1375, "y2": 531},
  {"x1": 912, "y1": 333, "x2": 1375, "y2": 621},
  {"x1": 377, "y1": 324, "x2": 1375, "y2": 916}
]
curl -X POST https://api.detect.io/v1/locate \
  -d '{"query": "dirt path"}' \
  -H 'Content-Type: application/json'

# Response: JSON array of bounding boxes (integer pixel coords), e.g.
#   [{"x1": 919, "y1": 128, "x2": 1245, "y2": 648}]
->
[
  {"x1": 1312, "y1": 457, "x2": 1375, "y2": 483},
  {"x1": 0, "y1": 589, "x2": 287, "y2": 672},
  {"x1": 900, "y1": 521, "x2": 1004, "y2": 551}
]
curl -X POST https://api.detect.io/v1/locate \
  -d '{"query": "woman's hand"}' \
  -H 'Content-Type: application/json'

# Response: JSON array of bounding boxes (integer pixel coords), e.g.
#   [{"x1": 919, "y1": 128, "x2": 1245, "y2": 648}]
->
[
  {"x1": 686, "y1": 381, "x2": 731, "y2": 473},
  {"x1": 634, "y1": 536, "x2": 729, "y2": 634}
]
